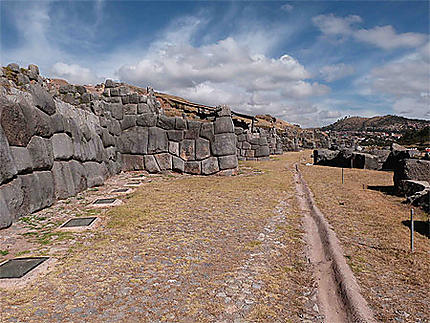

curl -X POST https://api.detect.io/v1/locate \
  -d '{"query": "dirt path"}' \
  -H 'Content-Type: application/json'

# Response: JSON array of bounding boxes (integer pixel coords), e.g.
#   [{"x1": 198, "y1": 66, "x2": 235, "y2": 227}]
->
[
  {"x1": 298, "y1": 151, "x2": 430, "y2": 322},
  {"x1": 0, "y1": 155, "x2": 320, "y2": 322},
  {"x1": 294, "y1": 163, "x2": 375, "y2": 323}
]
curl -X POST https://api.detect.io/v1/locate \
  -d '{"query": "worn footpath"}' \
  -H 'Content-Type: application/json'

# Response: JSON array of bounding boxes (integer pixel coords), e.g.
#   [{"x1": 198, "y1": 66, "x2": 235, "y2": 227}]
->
[{"x1": 0, "y1": 155, "x2": 319, "y2": 322}]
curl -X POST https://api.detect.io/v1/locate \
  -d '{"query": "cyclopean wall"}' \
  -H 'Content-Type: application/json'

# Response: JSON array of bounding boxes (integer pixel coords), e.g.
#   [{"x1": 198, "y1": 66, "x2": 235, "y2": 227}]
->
[
  {"x1": 235, "y1": 127, "x2": 283, "y2": 161},
  {"x1": 0, "y1": 63, "x2": 238, "y2": 229}
]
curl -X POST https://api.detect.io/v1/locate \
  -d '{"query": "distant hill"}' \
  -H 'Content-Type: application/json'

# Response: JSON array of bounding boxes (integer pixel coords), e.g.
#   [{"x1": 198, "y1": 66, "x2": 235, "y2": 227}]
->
[{"x1": 321, "y1": 115, "x2": 430, "y2": 133}]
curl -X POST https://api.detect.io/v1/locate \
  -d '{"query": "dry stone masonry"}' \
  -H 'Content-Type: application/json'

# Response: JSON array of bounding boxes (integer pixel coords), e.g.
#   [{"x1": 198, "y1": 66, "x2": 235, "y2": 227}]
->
[
  {"x1": 235, "y1": 127, "x2": 283, "y2": 161},
  {"x1": 0, "y1": 63, "x2": 240, "y2": 228}
]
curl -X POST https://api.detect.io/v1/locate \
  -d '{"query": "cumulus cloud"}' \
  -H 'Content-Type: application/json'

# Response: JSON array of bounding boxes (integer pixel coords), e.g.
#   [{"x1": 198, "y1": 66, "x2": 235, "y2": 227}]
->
[
  {"x1": 313, "y1": 13, "x2": 427, "y2": 50},
  {"x1": 312, "y1": 14, "x2": 361, "y2": 37},
  {"x1": 320, "y1": 63, "x2": 355, "y2": 82},
  {"x1": 116, "y1": 18, "x2": 330, "y2": 120},
  {"x1": 355, "y1": 25, "x2": 427, "y2": 50},
  {"x1": 358, "y1": 42, "x2": 430, "y2": 119},
  {"x1": 51, "y1": 62, "x2": 99, "y2": 84}
]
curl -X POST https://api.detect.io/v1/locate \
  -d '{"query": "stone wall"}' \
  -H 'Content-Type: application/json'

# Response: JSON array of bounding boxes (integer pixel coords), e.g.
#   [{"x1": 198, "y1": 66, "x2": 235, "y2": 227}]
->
[
  {"x1": 0, "y1": 64, "x2": 238, "y2": 228},
  {"x1": 235, "y1": 127, "x2": 282, "y2": 161}
]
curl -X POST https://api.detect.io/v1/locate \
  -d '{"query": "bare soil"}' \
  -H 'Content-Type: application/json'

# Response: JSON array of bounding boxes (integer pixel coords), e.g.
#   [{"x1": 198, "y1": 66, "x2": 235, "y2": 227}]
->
[
  {"x1": 297, "y1": 151, "x2": 430, "y2": 323},
  {"x1": 0, "y1": 155, "x2": 319, "y2": 322}
]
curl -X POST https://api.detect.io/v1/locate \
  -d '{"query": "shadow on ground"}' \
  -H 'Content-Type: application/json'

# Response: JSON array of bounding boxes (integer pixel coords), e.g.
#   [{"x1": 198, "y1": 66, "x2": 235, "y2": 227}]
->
[
  {"x1": 402, "y1": 220, "x2": 430, "y2": 238},
  {"x1": 367, "y1": 185, "x2": 396, "y2": 195}
]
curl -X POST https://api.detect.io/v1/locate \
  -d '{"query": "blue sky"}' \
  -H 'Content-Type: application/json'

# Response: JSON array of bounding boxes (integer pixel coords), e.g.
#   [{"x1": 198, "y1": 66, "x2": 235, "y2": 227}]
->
[{"x1": 1, "y1": 1, "x2": 429, "y2": 127}]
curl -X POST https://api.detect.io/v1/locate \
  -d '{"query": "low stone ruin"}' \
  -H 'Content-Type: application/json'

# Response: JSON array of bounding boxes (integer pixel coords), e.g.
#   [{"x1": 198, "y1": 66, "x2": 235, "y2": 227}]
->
[{"x1": 313, "y1": 144, "x2": 430, "y2": 212}]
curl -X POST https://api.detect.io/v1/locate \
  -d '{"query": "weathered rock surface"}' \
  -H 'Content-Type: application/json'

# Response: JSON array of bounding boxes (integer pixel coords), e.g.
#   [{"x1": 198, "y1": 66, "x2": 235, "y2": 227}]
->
[
  {"x1": 394, "y1": 159, "x2": 430, "y2": 193},
  {"x1": 0, "y1": 70, "x2": 243, "y2": 227}
]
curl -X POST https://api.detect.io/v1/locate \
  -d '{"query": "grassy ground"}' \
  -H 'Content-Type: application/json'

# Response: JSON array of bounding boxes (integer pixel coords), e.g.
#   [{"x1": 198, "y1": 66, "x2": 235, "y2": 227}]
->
[
  {"x1": 0, "y1": 155, "x2": 318, "y2": 322},
  {"x1": 298, "y1": 151, "x2": 430, "y2": 323}
]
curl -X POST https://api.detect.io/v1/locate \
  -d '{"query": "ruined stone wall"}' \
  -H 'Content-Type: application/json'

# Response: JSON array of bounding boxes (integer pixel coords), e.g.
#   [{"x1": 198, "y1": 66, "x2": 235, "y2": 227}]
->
[
  {"x1": 235, "y1": 127, "x2": 282, "y2": 161},
  {"x1": 0, "y1": 64, "x2": 238, "y2": 228}
]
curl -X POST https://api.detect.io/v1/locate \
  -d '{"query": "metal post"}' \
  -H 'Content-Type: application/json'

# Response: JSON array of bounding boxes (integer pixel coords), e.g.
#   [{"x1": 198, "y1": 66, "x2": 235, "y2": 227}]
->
[
  {"x1": 341, "y1": 168, "x2": 344, "y2": 184},
  {"x1": 410, "y1": 209, "x2": 414, "y2": 253}
]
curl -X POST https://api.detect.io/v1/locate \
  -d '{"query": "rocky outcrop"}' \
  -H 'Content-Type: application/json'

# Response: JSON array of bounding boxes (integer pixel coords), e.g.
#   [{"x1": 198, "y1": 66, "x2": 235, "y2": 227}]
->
[
  {"x1": 351, "y1": 152, "x2": 379, "y2": 170},
  {"x1": 383, "y1": 143, "x2": 419, "y2": 171},
  {"x1": 393, "y1": 159, "x2": 430, "y2": 192},
  {"x1": 0, "y1": 63, "x2": 239, "y2": 228}
]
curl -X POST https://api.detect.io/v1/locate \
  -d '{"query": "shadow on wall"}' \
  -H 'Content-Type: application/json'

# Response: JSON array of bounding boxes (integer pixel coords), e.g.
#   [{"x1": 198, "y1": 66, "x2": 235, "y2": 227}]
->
[{"x1": 402, "y1": 220, "x2": 430, "y2": 239}]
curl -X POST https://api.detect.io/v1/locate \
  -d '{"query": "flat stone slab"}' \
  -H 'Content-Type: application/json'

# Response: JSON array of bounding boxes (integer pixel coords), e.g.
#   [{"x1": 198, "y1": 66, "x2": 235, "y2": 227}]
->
[
  {"x1": 61, "y1": 217, "x2": 97, "y2": 228},
  {"x1": 124, "y1": 181, "x2": 142, "y2": 187},
  {"x1": 0, "y1": 257, "x2": 49, "y2": 279},
  {"x1": 111, "y1": 188, "x2": 130, "y2": 193},
  {"x1": 93, "y1": 198, "x2": 116, "y2": 205}
]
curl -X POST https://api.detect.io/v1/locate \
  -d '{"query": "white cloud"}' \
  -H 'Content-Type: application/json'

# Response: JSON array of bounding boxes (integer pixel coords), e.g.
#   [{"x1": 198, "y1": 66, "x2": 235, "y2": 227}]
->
[
  {"x1": 355, "y1": 25, "x2": 427, "y2": 50},
  {"x1": 357, "y1": 42, "x2": 430, "y2": 119},
  {"x1": 281, "y1": 4, "x2": 294, "y2": 12},
  {"x1": 115, "y1": 18, "x2": 330, "y2": 121},
  {"x1": 313, "y1": 13, "x2": 427, "y2": 50},
  {"x1": 51, "y1": 62, "x2": 99, "y2": 85},
  {"x1": 312, "y1": 14, "x2": 361, "y2": 37},
  {"x1": 320, "y1": 63, "x2": 355, "y2": 82}
]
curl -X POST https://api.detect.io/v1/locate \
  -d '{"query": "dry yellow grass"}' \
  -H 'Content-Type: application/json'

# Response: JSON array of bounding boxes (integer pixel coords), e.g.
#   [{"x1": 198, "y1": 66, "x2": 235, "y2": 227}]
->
[
  {"x1": 298, "y1": 150, "x2": 430, "y2": 322},
  {"x1": 0, "y1": 155, "x2": 317, "y2": 322}
]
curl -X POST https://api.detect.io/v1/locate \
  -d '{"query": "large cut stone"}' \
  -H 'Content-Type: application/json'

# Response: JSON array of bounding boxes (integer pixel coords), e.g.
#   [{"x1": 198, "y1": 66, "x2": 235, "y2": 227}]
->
[
  {"x1": 122, "y1": 154, "x2": 145, "y2": 171},
  {"x1": 383, "y1": 143, "x2": 419, "y2": 171},
  {"x1": 52, "y1": 161, "x2": 76, "y2": 199},
  {"x1": 101, "y1": 128, "x2": 115, "y2": 147},
  {"x1": 21, "y1": 171, "x2": 55, "y2": 214},
  {"x1": 175, "y1": 117, "x2": 187, "y2": 130},
  {"x1": 394, "y1": 159, "x2": 430, "y2": 192},
  {"x1": 110, "y1": 103, "x2": 123, "y2": 120},
  {"x1": 9, "y1": 146, "x2": 33, "y2": 174},
  {"x1": 167, "y1": 130, "x2": 184, "y2": 142},
  {"x1": 218, "y1": 155, "x2": 238, "y2": 170},
  {"x1": 202, "y1": 157, "x2": 219, "y2": 175},
  {"x1": 144, "y1": 155, "x2": 160, "y2": 173},
  {"x1": 29, "y1": 84, "x2": 56, "y2": 115},
  {"x1": 119, "y1": 127, "x2": 148, "y2": 154},
  {"x1": 0, "y1": 125, "x2": 17, "y2": 184},
  {"x1": 185, "y1": 120, "x2": 201, "y2": 139},
  {"x1": 137, "y1": 103, "x2": 151, "y2": 114},
  {"x1": 124, "y1": 104, "x2": 137, "y2": 115},
  {"x1": 17, "y1": 100, "x2": 54, "y2": 139},
  {"x1": 214, "y1": 116, "x2": 234, "y2": 134},
  {"x1": 212, "y1": 133, "x2": 236, "y2": 156},
  {"x1": 120, "y1": 115, "x2": 136, "y2": 130},
  {"x1": 0, "y1": 177, "x2": 24, "y2": 221},
  {"x1": 27, "y1": 136, "x2": 54, "y2": 170},
  {"x1": 184, "y1": 161, "x2": 201, "y2": 174},
  {"x1": 169, "y1": 141, "x2": 179, "y2": 156},
  {"x1": 52, "y1": 133, "x2": 74, "y2": 160},
  {"x1": 195, "y1": 138, "x2": 210, "y2": 160},
  {"x1": 200, "y1": 122, "x2": 214, "y2": 141},
  {"x1": 352, "y1": 153, "x2": 378, "y2": 170},
  {"x1": 180, "y1": 139, "x2": 195, "y2": 161},
  {"x1": 157, "y1": 115, "x2": 176, "y2": 130},
  {"x1": 84, "y1": 162, "x2": 108, "y2": 187},
  {"x1": 147, "y1": 127, "x2": 168, "y2": 153},
  {"x1": 69, "y1": 160, "x2": 88, "y2": 193},
  {"x1": 0, "y1": 98, "x2": 31, "y2": 146},
  {"x1": 255, "y1": 145, "x2": 270, "y2": 157},
  {"x1": 0, "y1": 192, "x2": 12, "y2": 229},
  {"x1": 137, "y1": 113, "x2": 157, "y2": 127},
  {"x1": 172, "y1": 156, "x2": 184, "y2": 173},
  {"x1": 154, "y1": 153, "x2": 172, "y2": 171},
  {"x1": 259, "y1": 136, "x2": 268, "y2": 145}
]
